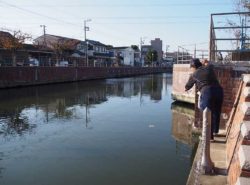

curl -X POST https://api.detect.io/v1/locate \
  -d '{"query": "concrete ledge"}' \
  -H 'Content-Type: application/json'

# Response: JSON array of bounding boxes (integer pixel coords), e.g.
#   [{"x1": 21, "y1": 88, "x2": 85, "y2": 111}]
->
[
  {"x1": 241, "y1": 121, "x2": 250, "y2": 140},
  {"x1": 243, "y1": 74, "x2": 250, "y2": 84},
  {"x1": 243, "y1": 87, "x2": 250, "y2": 98},
  {"x1": 239, "y1": 145, "x2": 250, "y2": 171},
  {"x1": 241, "y1": 102, "x2": 250, "y2": 116},
  {"x1": 171, "y1": 93, "x2": 195, "y2": 104},
  {"x1": 173, "y1": 64, "x2": 190, "y2": 68},
  {"x1": 236, "y1": 177, "x2": 250, "y2": 185}
]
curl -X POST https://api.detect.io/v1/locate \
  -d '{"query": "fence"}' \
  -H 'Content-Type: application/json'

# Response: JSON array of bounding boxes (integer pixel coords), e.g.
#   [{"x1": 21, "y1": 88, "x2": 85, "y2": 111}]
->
[
  {"x1": 177, "y1": 46, "x2": 208, "y2": 64},
  {"x1": 209, "y1": 12, "x2": 250, "y2": 62}
]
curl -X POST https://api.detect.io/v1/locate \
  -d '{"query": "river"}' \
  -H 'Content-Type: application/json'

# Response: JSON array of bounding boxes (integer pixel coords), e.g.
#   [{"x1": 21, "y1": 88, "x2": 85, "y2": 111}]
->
[{"x1": 0, "y1": 74, "x2": 198, "y2": 185}]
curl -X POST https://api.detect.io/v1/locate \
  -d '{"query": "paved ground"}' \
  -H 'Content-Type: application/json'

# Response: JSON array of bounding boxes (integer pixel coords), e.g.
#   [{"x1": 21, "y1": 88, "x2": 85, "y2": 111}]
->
[{"x1": 187, "y1": 133, "x2": 228, "y2": 185}]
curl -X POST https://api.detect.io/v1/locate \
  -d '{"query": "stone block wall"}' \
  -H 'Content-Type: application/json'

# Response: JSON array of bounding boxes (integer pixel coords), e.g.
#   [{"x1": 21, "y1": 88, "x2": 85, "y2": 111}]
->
[{"x1": 227, "y1": 74, "x2": 250, "y2": 185}]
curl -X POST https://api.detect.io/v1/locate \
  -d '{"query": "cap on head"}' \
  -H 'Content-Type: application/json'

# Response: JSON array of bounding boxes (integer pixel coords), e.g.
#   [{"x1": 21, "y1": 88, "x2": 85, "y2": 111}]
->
[{"x1": 190, "y1": 58, "x2": 202, "y2": 69}]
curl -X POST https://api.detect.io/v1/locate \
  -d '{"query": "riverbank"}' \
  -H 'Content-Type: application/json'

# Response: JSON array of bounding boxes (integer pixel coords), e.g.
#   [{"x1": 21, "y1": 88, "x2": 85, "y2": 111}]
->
[
  {"x1": 0, "y1": 66, "x2": 171, "y2": 88},
  {"x1": 172, "y1": 64, "x2": 250, "y2": 184}
]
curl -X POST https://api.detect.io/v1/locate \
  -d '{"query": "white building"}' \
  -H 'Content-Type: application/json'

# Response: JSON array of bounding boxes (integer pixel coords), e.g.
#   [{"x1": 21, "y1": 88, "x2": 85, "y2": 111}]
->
[{"x1": 112, "y1": 46, "x2": 140, "y2": 67}]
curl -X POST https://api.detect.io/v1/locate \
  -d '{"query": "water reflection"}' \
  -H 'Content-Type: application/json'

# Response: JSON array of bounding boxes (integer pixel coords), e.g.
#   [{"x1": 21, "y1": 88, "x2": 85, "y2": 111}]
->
[
  {"x1": 171, "y1": 101, "x2": 199, "y2": 166},
  {"x1": 0, "y1": 74, "x2": 169, "y2": 137},
  {"x1": 0, "y1": 74, "x2": 196, "y2": 185},
  {"x1": 171, "y1": 101, "x2": 195, "y2": 145},
  {"x1": 0, "y1": 107, "x2": 36, "y2": 137}
]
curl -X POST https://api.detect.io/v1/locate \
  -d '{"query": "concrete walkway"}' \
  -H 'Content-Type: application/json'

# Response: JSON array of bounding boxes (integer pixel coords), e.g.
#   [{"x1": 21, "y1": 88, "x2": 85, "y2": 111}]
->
[{"x1": 187, "y1": 133, "x2": 228, "y2": 185}]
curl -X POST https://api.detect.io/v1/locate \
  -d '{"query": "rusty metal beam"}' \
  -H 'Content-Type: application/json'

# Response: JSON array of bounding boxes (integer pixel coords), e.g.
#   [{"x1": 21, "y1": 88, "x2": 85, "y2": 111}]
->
[{"x1": 213, "y1": 26, "x2": 250, "y2": 29}]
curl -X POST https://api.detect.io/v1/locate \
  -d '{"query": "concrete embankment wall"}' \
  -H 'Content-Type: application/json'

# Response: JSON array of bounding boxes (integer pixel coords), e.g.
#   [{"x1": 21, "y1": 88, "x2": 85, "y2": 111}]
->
[
  {"x1": 172, "y1": 64, "x2": 196, "y2": 104},
  {"x1": 0, "y1": 67, "x2": 170, "y2": 88}
]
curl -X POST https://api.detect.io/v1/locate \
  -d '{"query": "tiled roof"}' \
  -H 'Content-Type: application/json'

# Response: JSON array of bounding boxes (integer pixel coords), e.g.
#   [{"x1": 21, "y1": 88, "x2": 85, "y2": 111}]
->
[
  {"x1": 85, "y1": 39, "x2": 107, "y2": 47},
  {"x1": 113, "y1": 46, "x2": 130, "y2": 50},
  {"x1": 0, "y1": 31, "x2": 14, "y2": 39}
]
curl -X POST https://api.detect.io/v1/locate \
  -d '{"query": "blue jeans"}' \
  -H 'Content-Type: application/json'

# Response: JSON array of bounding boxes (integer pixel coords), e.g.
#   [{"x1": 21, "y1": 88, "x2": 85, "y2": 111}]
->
[{"x1": 199, "y1": 85, "x2": 224, "y2": 139}]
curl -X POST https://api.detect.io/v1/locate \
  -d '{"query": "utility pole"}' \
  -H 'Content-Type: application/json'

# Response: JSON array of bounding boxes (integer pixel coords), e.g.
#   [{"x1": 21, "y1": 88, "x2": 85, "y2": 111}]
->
[
  {"x1": 151, "y1": 52, "x2": 154, "y2": 67},
  {"x1": 140, "y1": 37, "x2": 146, "y2": 67},
  {"x1": 194, "y1": 44, "x2": 197, "y2": 58},
  {"x1": 165, "y1": 45, "x2": 169, "y2": 60},
  {"x1": 84, "y1": 19, "x2": 91, "y2": 67},
  {"x1": 166, "y1": 45, "x2": 169, "y2": 55},
  {"x1": 40, "y1": 25, "x2": 46, "y2": 46}
]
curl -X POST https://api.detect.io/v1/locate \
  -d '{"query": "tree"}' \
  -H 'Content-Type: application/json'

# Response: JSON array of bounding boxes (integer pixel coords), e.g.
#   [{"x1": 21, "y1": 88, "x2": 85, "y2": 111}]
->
[
  {"x1": 233, "y1": 0, "x2": 250, "y2": 11},
  {"x1": 40, "y1": 36, "x2": 80, "y2": 65},
  {"x1": 0, "y1": 30, "x2": 31, "y2": 66},
  {"x1": 146, "y1": 50, "x2": 158, "y2": 65},
  {"x1": 227, "y1": 1, "x2": 250, "y2": 49},
  {"x1": 131, "y1": 45, "x2": 139, "y2": 50}
]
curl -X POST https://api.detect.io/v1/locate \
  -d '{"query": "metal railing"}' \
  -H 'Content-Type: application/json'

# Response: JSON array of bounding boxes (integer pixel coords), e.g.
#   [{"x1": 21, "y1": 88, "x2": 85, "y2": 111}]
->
[
  {"x1": 177, "y1": 46, "x2": 192, "y2": 64},
  {"x1": 177, "y1": 46, "x2": 208, "y2": 64},
  {"x1": 209, "y1": 12, "x2": 250, "y2": 62}
]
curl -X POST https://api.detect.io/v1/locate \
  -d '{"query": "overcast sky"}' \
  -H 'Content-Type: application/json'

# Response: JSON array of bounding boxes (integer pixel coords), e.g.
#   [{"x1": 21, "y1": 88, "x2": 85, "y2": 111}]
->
[{"x1": 0, "y1": 0, "x2": 236, "y2": 51}]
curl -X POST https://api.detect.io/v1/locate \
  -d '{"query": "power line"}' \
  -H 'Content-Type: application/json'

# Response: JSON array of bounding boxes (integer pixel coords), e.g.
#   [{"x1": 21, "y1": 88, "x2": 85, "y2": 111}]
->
[
  {"x1": 0, "y1": 0, "x2": 81, "y2": 28},
  {"x1": 0, "y1": 2, "x2": 232, "y2": 7},
  {"x1": 86, "y1": 16, "x2": 209, "y2": 19},
  {"x1": 0, "y1": 21, "x2": 209, "y2": 25},
  {"x1": 0, "y1": 0, "x2": 215, "y2": 47},
  {"x1": 180, "y1": 42, "x2": 209, "y2": 47},
  {"x1": 91, "y1": 21, "x2": 209, "y2": 25},
  {"x1": 0, "y1": 0, "x2": 134, "y2": 43}
]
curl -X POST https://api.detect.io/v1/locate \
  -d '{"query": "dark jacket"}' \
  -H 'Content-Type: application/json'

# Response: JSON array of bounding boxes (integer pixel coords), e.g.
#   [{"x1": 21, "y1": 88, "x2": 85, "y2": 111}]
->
[{"x1": 185, "y1": 64, "x2": 220, "y2": 91}]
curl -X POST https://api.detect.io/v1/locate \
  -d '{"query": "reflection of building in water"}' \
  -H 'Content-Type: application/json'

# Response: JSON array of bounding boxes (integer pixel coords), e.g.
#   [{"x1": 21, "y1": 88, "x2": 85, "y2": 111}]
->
[
  {"x1": 137, "y1": 75, "x2": 164, "y2": 101},
  {"x1": 171, "y1": 101, "x2": 199, "y2": 166},
  {"x1": 171, "y1": 101, "x2": 195, "y2": 145},
  {"x1": 0, "y1": 151, "x2": 4, "y2": 178},
  {"x1": 150, "y1": 75, "x2": 163, "y2": 101},
  {"x1": 0, "y1": 107, "x2": 37, "y2": 137},
  {"x1": 106, "y1": 78, "x2": 141, "y2": 97},
  {"x1": 0, "y1": 74, "x2": 167, "y2": 137},
  {"x1": 161, "y1": 73, "x2": 172, "y2": 96},
  {"x1": 0, "y1": 81, "x2": 108, "y2": 136}
]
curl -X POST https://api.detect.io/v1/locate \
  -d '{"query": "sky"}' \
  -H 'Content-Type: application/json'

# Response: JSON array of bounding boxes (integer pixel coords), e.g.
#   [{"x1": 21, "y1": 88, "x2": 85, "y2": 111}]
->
[{"x1": 0, "y1": 0, "x2": 238, "y2": 52}]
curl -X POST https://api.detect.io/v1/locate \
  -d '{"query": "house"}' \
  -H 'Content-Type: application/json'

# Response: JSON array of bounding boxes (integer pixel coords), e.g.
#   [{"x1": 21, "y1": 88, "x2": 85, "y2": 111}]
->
[
  {"x1": 35, "y1": 35, "x2": 113, "y2": 67},
  {"x1": 34, "y1": 34, "x2": 81, "y2": 51},
  {"x1": 0, "y1": 31, "x2": 16, "y2": 45},
  {"x1": 0, "y1": 31, "x2": 54, "y2": 66},
  {"x1": 34, "y1": 34, "x2": 81, "y2": 60},
  {"x1": 22, "y1": 44, "x2": 54, "y2": 66},
  {"x1": 141, "y1": 45, "x2": 152, "y2": 66},
  {"x1": 82, "y1": 40, "x2": 113, "y2": 67},
  {"x1": 34, "y1": 34, "x2": 83, "y2": 66},
  {"x1": 112, "y1": 46, "x2": 141, "y2": 67}
]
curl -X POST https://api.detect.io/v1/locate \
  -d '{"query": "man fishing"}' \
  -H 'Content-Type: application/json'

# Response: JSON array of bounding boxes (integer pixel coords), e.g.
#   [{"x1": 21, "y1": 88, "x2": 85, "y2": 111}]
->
[{"x1": 185, "y1": 59, "x2": 224, "y2": 140}]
